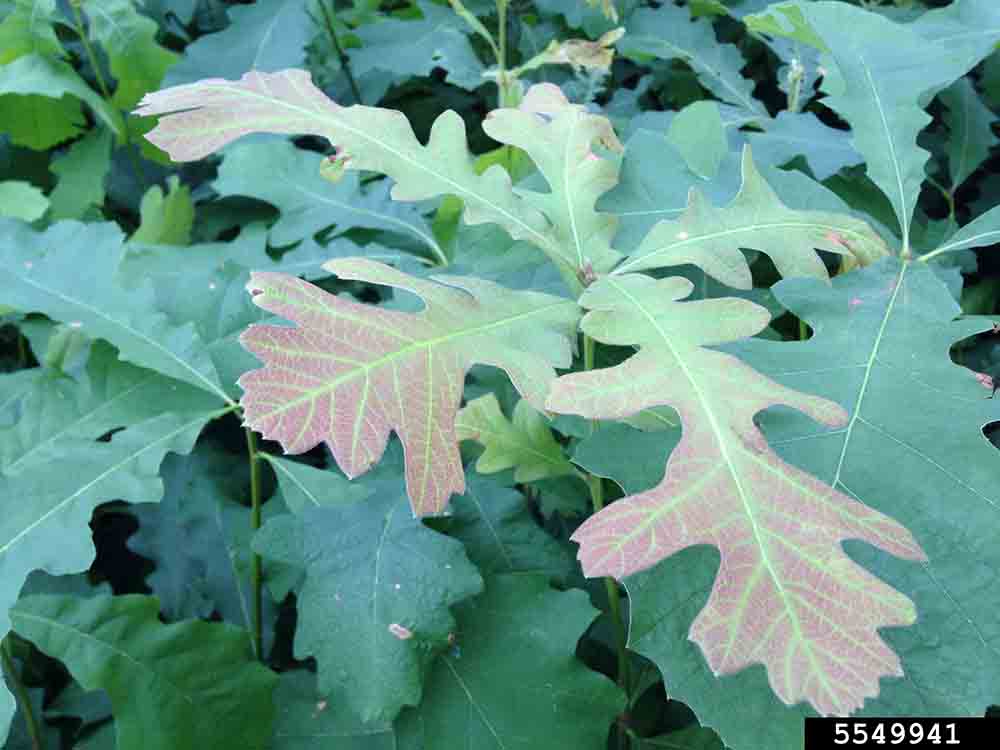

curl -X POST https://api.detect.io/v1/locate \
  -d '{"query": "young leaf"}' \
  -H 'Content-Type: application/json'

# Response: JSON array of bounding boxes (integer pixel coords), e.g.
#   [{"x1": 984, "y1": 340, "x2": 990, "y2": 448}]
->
[
  {"x1": 447, "y1": 474, "x2": 574, "y2": 580},
  {"x1": 252, "y1": 451, "x2": 483, "y2": 722},
  {"x1": 456, "y1": 393, "x2": 575, "y2": 482},
  {"x1": 134, "y1": 70, "x2": 620, "y2": 286},
  {"x1": 130, "y1": 175, "x2": 194, "y2": 246},
  {"x1": 11, "y1": 594, "x2": 277, "y2": 750},
  {"x1": 665, "y1": 101, "x2": 727, "y2": 181},
  {"x1": 545, "y1": 273, "x2": 925, "y2": 716},
  {"x1": 645, "y1": 258, "x2": 1000, "y2": 748},
  {"x1": 394, "y1": 575, "x2": 623, "y2": 747},
  {"x1": 621, "y1": 3, "x2": 763, "y2": 115},
  {"x1": 745, "y1": 2, "x2": 976, "y2": 251},
  {"x1": 0, "y1": 220, "x2": 229, "y2": 403},
  {"x1": 239, "y1": 259, "x2": 579, "y2": 515},
  {"x1": 614, "y1": 148, "x2": 889, "y2": 286}
]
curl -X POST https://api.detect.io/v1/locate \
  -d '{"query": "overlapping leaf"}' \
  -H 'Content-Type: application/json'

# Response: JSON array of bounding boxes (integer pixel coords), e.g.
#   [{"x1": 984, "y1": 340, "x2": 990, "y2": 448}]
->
[
  {"x1": 631, "y1": 257, "x2": 1000, "y2": 748},
  {"x1": 238, "y1": 258, "x2": 579, "y2": 515},
  {"x1": 456, "y1": 393, "x2": 575, "y2": 482},
  {"x1": 211, "y1": 139, "x2": 443, "y2": 260},
  {"x1": 135, "y1": 69, "x2": 621, "y2": 286},
  {"x1": 745, "y1": 1, "x2": 981, "y2": 250},
  {"x1": 545, "y1": 272, "x2": 926, "y2": 716},
  {"x1": 0, "y1": 219, "x2": 229, "y2": 403},
  {"x1": 11, "y1": 594, "x2": 277, "y2": 750},
  {"x1": 252, "y1": 452, "x2": 483, "y2": 721},
  {"x1": 615, "y1": 147, "x2": 889, "y2": 285},
  {"x1": 394, "y1": 575, "x2": 623, "y2": 747},
  {"x1": 621, "y1": 2, "x2": 763, "y2": 115}
]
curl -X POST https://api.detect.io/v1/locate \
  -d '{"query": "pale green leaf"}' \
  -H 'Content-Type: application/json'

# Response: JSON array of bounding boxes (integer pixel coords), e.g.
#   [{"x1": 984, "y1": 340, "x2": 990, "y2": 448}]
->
[
  {"x1": 11, "y1": 594, "x2": 277, "y2": 750},
  {"x1": 130, "y1": 175, "x2": 194, "y2": 246},
  {"x1": 0, "y1": 0, "x2": 64, "y2": 64},
  {"x1": 395, "y1": 574, "x2": 623, "y2": 747},
  {"x1": 924, "y1": 204, "x2": 1000, "y2": 257},
  {"x1": 628, "y1": 258, "x2": 1000, "y2": 748},
  {"x1": 456, "y1": 393, "x2": 575, "y2": 482},
  {"x1": 0, "y1": 180, "x2": 47, "y2": 221},
  {"x1": 614, "y1": 147, "x2": 889, "y2": 286},
  {"x1": 910, "y1": 0, "x2": 1000, "y2": 73},
  {"x1": 666, "y1": 101, "x2": 726, "y2": 181}
]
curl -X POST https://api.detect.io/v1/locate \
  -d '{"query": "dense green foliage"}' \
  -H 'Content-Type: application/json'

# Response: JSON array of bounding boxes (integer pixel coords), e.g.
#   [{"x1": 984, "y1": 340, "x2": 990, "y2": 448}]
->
[{"x1": 1, "y1": 1, "x2": 999, "y2": 749}]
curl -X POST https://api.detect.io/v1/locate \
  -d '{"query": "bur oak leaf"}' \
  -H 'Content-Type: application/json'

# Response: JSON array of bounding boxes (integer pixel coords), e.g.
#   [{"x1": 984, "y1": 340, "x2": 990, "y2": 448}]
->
[
  {"x1": 545, "y1": 272, "x2": 926, "y2": 717},
  {"x1": 238, "y1": 258, "x2": 580, "y2": 515}
]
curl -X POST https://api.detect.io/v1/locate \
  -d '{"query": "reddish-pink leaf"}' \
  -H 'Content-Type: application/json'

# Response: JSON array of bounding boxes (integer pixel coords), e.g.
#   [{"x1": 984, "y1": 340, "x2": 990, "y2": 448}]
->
[
  {"x1": 545, "y1": 273, "x2": 926, "y2": 716},
  {"x1": 239, "y1": 259, "x2": 579, "y2": 515}
]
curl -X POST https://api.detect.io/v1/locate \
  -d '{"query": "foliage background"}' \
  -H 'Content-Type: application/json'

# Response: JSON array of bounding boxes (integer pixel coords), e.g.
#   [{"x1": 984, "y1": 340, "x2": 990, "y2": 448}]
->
[{"x1": 0, "y1": 1, "x2": 998, "y2": 749}]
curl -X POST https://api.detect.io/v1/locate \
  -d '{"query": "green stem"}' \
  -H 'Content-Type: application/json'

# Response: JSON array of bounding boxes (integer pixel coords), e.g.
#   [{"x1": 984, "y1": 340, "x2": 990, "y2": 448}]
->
[
  {"x1": 319, "y1": 1, "x2": 362, "y2": 105},
  {"x1": 582, "y1": 334, "x2": 631, "y2": 701},
  {"x1": 70, "y1": 1, "x2": 145, "y2": 184},
  {"x1": 244, "y1": 426, "x2": 264, "y2": 661},
  {"x1": 1, "y1": 639, "x2": 42, "y2": 750}
]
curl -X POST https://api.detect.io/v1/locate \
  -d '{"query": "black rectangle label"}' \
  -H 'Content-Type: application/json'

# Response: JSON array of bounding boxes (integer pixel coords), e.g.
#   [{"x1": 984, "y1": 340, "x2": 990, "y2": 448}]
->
[{"x1": 805, "y1": 718, "x2": 996, "y2": 749}]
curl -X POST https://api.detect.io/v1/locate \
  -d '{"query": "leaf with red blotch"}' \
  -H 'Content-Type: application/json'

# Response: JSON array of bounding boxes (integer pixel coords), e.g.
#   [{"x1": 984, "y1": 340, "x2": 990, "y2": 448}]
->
[
  {"x1": 545, "y1": 272, "x2": 925, "y2": 717},
  {"x1": 239, "y1": 258, "x2": 580, "y2": 516}
]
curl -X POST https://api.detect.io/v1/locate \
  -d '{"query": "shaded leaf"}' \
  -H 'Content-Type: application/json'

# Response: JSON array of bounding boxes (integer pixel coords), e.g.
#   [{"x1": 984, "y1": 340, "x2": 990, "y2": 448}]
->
[
  {"x1": 621, "y1": 3, "x2": 763, "y2": 114},
  {"x1": 48, "y1": 129, "x2": 112, "y2": 220},
  {"x1": 939, "y1": 78, "x2": 998, "y2": 190},
  {"x1": 11, "y1": 594, "x2": 277, "y2": 750},
  {"x1": 395, "y1": 574, "x2": 623, "y2": 747},
  {"x1": 212, "y1": 139, "x2": 442, "y2": 260},
  {"x1": 447, "y1": 473, "x2": 573, "y2": 579},
  {"x1": 253, "y1": 449, "x2": 483, "y2": 722},
  {"x1": 162, "y1": 0, "x2": 313, "y2": 87},
  {"x1": 745, "y1": 111, "x2": 863, "y2": 180},
  {"x1": 666, "y1": 101, "x2": 726, "y2": 181}
]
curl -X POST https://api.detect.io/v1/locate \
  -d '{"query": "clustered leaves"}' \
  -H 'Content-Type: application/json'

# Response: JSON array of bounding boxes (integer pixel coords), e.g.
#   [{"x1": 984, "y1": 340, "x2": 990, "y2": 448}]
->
[{"x1": 1, "y1": 1, "x2": 999, "y2": 750}]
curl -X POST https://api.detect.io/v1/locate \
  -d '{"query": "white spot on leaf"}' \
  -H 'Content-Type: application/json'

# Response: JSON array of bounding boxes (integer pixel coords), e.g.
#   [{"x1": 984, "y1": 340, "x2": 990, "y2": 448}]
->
[{"x1": 388, "y1": 623, "x2": 413, "y2": 640}]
